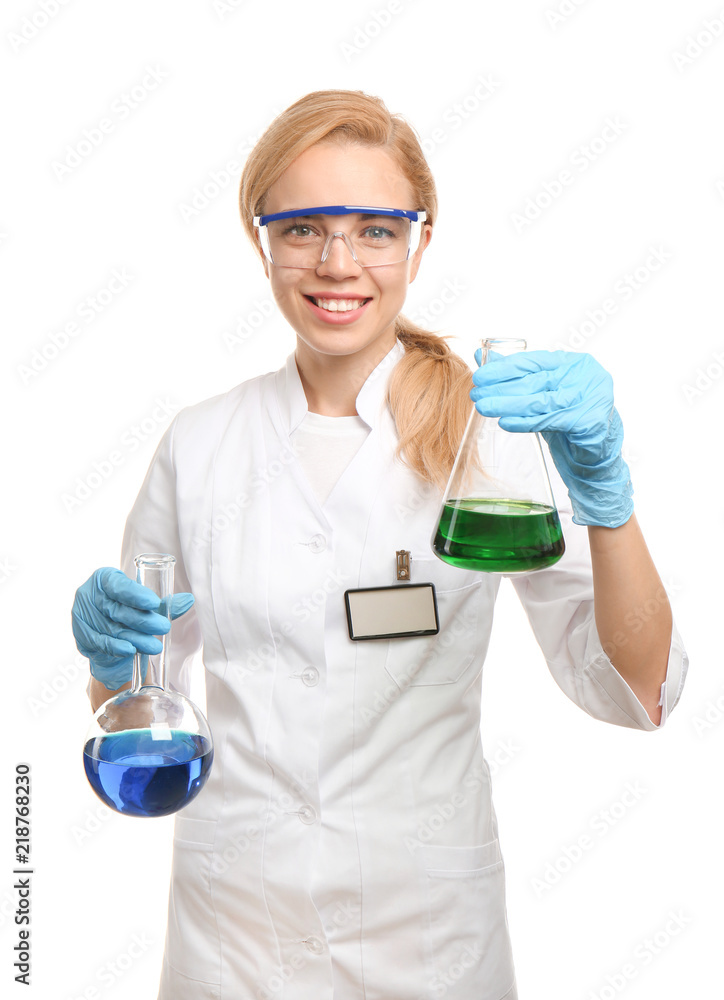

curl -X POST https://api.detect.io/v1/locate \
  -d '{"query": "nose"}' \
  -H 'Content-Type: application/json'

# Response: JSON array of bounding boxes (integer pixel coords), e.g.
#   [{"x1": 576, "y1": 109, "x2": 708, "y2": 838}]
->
[{"x1": 316, "y1": 232, "x2": 363, "y2": 278}]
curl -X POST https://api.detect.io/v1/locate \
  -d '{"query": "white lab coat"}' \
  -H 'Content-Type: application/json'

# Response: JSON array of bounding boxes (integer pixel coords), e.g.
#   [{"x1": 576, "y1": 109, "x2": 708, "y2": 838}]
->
[{"x1": 116, "y1": 339, "x2": 687, "y2": 999}]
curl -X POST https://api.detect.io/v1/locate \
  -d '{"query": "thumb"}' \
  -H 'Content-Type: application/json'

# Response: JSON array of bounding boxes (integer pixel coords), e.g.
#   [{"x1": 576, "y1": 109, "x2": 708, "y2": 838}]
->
[{"x1": 169, "y1": 593, "x2": 195, "y2": 620}]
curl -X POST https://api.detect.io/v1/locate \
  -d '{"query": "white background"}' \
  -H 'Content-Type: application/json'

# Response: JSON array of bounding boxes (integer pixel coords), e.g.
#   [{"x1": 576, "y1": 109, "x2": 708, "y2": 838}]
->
[{"x1": 2, "y1": 1, "x2": 722, "y2": 997}]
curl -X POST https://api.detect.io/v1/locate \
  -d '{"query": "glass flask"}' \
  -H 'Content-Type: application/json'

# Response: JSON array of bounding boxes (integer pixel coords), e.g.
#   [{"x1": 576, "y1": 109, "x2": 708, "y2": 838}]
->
[
  {"x1": 431, "y1": 338, "x2": 565, "y2": 574},
  {"x1": 83, "y1": 553, "x2": 214, "y2": 818}
]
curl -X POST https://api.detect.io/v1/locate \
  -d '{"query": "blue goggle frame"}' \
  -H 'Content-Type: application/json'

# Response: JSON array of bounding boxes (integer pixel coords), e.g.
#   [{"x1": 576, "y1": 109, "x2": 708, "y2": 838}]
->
[{"x1": 253, "y1": 205, "x2": 427, "y2": 226}]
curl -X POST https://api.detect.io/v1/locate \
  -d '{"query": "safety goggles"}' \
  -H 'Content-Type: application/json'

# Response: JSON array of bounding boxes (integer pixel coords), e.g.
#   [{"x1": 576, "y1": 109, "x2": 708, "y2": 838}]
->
[{"x1": 252, "y1": 205, "x2": 427, "y2": 268}]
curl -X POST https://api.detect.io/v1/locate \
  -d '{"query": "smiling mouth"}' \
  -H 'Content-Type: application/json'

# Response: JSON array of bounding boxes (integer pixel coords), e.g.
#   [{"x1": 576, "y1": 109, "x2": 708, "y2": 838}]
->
[{"x1": 305, "y1": 296, "x2": 372, "y2": 313}]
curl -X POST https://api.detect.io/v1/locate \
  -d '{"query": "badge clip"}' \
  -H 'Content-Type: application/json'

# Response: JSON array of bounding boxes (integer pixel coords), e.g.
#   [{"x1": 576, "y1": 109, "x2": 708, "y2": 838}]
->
[{"x1": 396, "y1": 549, "x2": 411, "y2": 581}]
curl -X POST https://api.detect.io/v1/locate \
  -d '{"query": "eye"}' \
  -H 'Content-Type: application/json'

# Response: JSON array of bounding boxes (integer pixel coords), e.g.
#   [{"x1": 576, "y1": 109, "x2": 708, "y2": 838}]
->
[
  {"x1": 363, "y1": 226, "x2": 394, "y2": 240},
  {"x1": 284, "y1": 224, "x2": 314, "y2": 238}
]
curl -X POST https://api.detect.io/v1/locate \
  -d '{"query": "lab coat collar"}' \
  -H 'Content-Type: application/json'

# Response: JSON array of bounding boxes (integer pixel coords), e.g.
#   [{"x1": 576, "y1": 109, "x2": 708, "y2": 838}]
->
[{"x1": 275, "y1": 338, "x2": 406, "y2": 433}]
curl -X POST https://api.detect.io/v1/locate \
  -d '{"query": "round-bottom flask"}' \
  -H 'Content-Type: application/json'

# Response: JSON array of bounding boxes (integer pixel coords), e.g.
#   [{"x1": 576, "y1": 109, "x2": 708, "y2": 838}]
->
[
  {"x1": 432, "y1": 338, "x2": 565, "y2": 574},
  {"x1": 83, "y1": 554, "x2": 213, "y2": 818}
]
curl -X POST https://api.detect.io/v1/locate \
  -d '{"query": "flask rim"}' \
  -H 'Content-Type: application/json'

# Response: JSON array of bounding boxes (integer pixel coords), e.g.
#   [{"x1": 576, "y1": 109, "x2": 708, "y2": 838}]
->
[
  {"x1": 480, "y1": 337, "x2": 527, "y2": 351},
  {"x1": 134, "y1": 553, "x2": 176, "y2": 569}
]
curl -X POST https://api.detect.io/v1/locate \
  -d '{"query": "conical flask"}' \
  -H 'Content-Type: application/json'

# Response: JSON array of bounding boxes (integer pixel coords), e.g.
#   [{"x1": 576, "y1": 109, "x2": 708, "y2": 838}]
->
[
  {"x1": 83, "y1": 553, "x2": 214, "y2": 817},
  {"x1": 431, "y1": 338, "x2": 565, "y2": 573}
]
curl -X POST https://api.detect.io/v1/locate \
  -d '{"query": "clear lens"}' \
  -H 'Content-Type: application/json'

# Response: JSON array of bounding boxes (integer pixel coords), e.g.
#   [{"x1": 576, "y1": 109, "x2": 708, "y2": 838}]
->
[{"x1": 264, "y1": 213, "x2": 416, "y2": 268}]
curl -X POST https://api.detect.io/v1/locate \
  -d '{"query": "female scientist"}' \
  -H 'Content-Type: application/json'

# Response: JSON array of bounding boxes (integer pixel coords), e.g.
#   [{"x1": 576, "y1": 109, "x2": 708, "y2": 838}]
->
[{"x1": 72, "y1": 89, "x2": 688, "y2": 999}]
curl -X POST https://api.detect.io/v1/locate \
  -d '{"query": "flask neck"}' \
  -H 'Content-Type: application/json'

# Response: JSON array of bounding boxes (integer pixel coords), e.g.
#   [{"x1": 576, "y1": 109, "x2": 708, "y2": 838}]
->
[
  {"x1": 131, "y1": 554, "x2": 175, "y2": 693},
  {"x1": 480, "y1": 337, "x2": 526, "y2": 364}
]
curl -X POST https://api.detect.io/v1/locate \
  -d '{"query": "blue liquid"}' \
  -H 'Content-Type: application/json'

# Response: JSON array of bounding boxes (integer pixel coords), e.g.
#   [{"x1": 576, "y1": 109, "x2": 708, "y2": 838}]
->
[{"x1": 83, "y1": 729, "x2": 213, "y2": 818}]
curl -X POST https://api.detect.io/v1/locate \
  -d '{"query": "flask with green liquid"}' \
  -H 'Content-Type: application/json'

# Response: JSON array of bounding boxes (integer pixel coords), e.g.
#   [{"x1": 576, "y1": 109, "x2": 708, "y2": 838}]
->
[{"x1": 431, "y1": 338, "x2": 565, "y2": 574}]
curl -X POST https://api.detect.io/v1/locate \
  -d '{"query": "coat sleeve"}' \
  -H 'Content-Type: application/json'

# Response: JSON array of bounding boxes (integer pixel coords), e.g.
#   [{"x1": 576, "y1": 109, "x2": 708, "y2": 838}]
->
[
  {"x1": 506, "y1": 438, "x2": 688, "y2": 731},
  {"x1": 85, "y1": 414, "x2": 203, "y2": 701}
]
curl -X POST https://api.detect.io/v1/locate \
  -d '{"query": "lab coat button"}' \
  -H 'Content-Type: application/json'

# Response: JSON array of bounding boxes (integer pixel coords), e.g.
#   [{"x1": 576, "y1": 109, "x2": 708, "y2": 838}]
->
[
  {"x1": 298, "y1": 804, "x2": 317, "y2": 825},
  {"x1": 308, "y1": 533, "x2": 327, "y2": 553},
  {"x1": 301, "y1": 666, "x2": 319, "y2": 686},
  {"x1": 304, "y1": 936, "x2": 325, "y2": 955}
]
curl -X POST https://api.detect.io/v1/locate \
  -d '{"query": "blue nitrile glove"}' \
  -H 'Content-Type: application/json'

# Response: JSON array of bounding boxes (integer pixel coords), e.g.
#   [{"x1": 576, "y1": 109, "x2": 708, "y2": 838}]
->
[
  {"x1": 471, "y1": 349, "x2": 634, "y2": 528},
  {"x1": 72, "y1": 567, "x2": 195, "y2": 691}
]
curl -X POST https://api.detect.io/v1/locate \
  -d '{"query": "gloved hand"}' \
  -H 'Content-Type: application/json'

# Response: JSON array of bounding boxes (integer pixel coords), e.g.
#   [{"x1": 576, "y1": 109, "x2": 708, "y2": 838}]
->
[
  {"x1": 470, "y1": 348, "x2": 634, "y2": 528},
  {"x1": 72, "y1": 567, "x2": 195, "y2": 691}
]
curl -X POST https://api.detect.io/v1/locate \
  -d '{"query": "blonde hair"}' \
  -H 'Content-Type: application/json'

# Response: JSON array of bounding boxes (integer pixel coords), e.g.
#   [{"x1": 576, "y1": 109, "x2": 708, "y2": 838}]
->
[{"x1": 239, "y1": 89, "x2": 476, "y2": 492}]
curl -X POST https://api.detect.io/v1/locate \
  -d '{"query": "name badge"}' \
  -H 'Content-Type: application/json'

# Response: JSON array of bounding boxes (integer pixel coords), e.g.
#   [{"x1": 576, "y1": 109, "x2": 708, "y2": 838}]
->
[{"x1": 344, "y1": 550, "x2": 440, "y2": 641}]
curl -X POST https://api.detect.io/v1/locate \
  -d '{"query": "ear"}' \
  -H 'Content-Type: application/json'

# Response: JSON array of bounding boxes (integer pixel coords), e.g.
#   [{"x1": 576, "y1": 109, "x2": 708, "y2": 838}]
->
[{"x1": 408, "y1": 224, "x2": 432, "y2": 284}]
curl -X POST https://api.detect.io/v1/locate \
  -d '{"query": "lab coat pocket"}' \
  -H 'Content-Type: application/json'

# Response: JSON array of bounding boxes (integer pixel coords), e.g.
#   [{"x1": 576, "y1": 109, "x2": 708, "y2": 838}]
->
[
  {"x1": 165, "y1": 816, "x2": 221, "y2": 985},
  {"x1": 384, "y1": 557, "x2": 483, "y2": 687},
  {"x1": 423, "y1": 841, "x2": 516, "y2": 1000}
]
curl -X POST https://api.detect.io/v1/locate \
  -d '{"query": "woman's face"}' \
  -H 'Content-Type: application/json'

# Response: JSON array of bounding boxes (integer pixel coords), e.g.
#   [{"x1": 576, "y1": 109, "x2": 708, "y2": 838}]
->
[{"x1": 259, "y1": 142, "x2": 432, "y2": 364}]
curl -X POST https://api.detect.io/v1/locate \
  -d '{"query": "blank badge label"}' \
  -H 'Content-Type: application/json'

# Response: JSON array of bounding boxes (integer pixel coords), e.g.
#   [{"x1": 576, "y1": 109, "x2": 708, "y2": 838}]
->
[{"x1": 344, "y1": 583, "x2": 439, "y2": 641}]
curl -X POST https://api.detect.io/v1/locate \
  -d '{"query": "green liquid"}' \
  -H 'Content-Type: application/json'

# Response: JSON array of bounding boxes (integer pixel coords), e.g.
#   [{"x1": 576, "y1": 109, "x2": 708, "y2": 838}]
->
[{"x1": 432, "y1": 498, "x2": 565, "y2": 573}]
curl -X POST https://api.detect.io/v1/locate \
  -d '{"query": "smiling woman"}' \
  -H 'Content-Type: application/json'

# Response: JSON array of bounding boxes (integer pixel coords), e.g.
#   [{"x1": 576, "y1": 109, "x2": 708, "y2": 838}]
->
[
  {"x1": 240, "y1": 89, "x2": 475, "y2": 484},
  {"x1": 73, "y1": 87, "x2": 688, "y2": 1000}
]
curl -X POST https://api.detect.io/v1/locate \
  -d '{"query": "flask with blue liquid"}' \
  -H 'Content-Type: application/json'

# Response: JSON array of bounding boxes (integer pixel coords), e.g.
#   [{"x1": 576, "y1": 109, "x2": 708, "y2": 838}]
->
[{"x1": 83, "y1": 553, "x2": 214, "y2": 817}]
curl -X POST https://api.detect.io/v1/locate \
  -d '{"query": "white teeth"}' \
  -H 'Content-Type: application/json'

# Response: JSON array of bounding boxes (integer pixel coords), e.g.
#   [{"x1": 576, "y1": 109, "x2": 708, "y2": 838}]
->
[{"x1": 312, "y1": 297, "x2": 367, "y2": 312}]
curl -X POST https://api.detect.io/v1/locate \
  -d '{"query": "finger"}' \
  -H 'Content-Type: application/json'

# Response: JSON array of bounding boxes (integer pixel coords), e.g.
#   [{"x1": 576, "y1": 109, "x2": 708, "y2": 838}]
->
[
  {"x1": 73, "y1": 619, "x2": 138, "y2": 659},
  {"x1": 471, "y1": 391, "x2": 555, "y2": 418},
  {"x1": 98, "y1": 568, "x2": 161, "y2": 611},
  {"x1": 96, "y1": 628, "x2": 163, "y2": 657},
  {"x1": 95, "y1": 590, "x2": 172, "y2": 635},
  {"x1": 472, "y1": 351, "x2": 569, "y2": 388},
  {"x1": 169, "y1": 594, "x2": 195, "y2": 620},
  {"x1": 114, "y1": 629, "x2": 164, "y2": 655},
  {"x1": 474, "y1": 348, "x2": 505, "y2": 367},
  {"x1": 473, "y1": 368, "x2": 574, "y2": 397},
  {"x1": 74, "y1": 614, "x2": 164, "y2": 657}
]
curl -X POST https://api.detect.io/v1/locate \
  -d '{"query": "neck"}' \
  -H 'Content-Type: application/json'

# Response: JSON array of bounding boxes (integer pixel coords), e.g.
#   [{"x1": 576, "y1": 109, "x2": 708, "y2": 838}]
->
[{"x1": 294, "y1": 334, "x2": 397, "y2": 416}]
